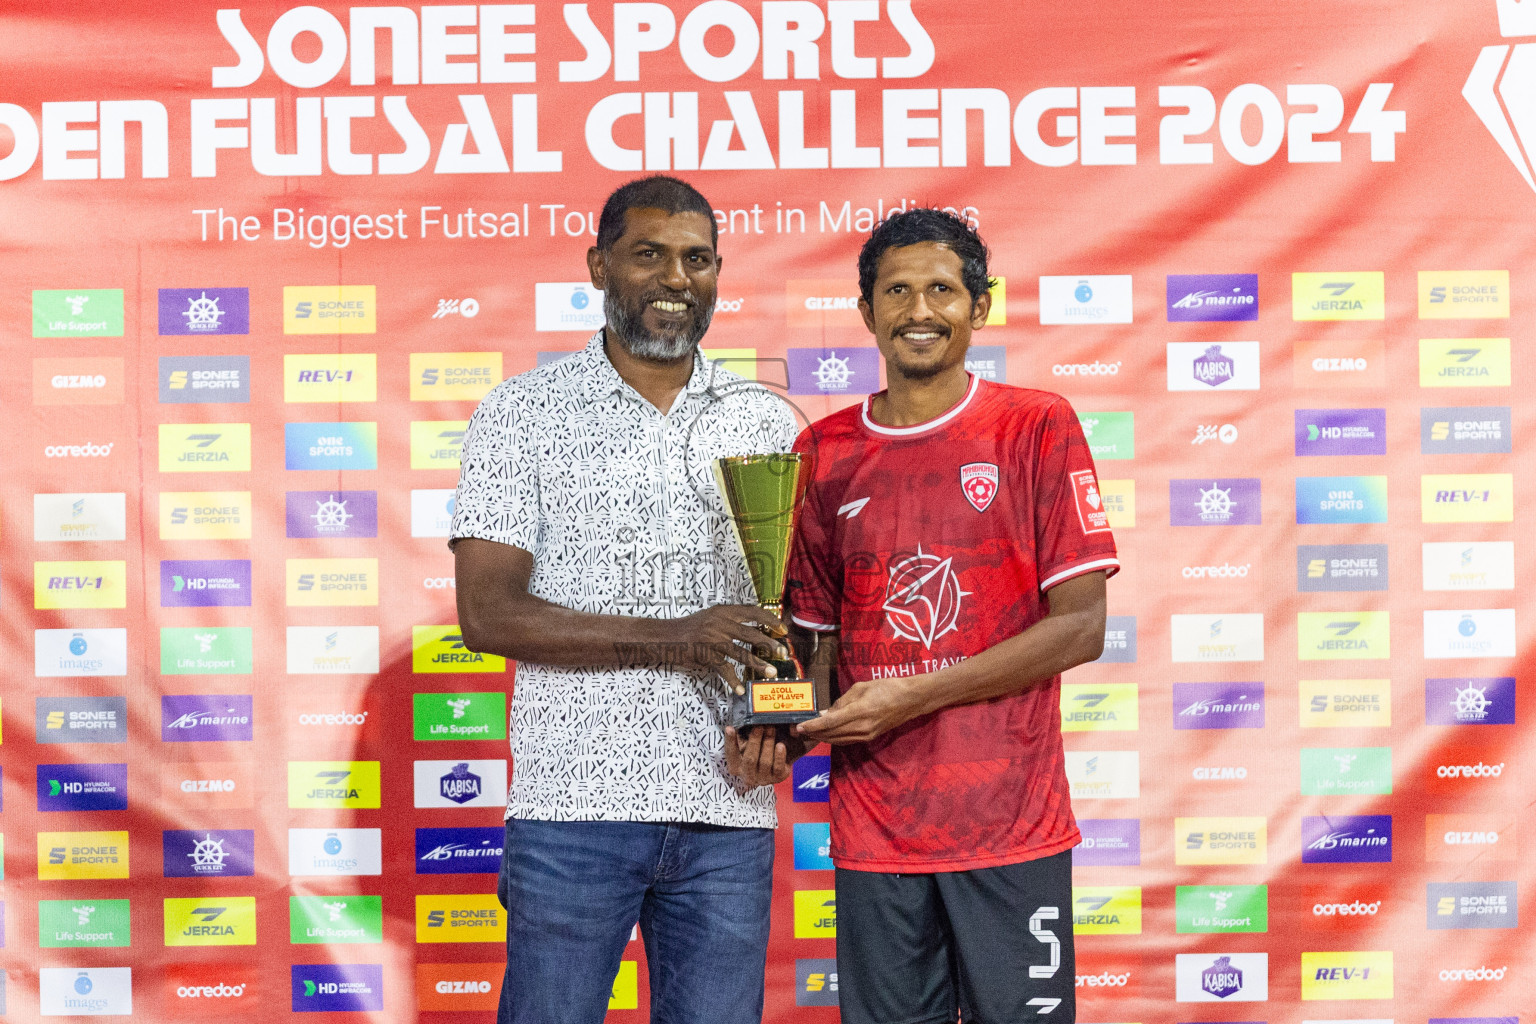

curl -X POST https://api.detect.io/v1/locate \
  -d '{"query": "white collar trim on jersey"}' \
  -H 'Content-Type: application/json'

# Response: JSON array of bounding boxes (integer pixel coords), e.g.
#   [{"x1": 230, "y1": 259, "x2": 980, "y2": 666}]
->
[{"x1": 861, "y1": 373, "x2": 980, "y2": 437}]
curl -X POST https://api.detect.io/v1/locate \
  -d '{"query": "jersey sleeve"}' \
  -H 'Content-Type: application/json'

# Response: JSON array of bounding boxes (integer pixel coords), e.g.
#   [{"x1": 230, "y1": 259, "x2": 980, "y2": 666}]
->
[
  {"x1": 785, "y1": 425, "x2": 842, "y2": 631},
  {"x1": 1030, "y1": 397, "x2": 1120, "y2": 591},
  {"x1": 448, "y1": 387, "x2": 543, "y2": 555}
]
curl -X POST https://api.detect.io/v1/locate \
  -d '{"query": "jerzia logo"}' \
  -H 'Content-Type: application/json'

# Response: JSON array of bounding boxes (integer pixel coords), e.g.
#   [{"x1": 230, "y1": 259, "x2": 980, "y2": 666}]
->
[{"x1": 1466, "y1": 0, "x2": 1536, "y2": 193}]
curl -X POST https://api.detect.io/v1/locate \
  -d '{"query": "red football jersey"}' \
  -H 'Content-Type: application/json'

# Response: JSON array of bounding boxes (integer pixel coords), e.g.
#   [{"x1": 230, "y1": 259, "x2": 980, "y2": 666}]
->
[{"x1": 788, "y1": 374, "x2": 1119, "y2": 872}]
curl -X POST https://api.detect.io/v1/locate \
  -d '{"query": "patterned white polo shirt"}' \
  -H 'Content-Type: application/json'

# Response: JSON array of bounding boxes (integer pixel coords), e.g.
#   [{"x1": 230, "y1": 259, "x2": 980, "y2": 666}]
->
[{"x1": 451, "y1": 330, "x2": 798, "y2": 828}]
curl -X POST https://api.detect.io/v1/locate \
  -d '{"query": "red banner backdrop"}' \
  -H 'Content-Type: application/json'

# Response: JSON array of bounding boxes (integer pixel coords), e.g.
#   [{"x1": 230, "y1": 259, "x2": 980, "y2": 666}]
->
[{"x1": 1, "y1": 0, "x2": 1532, "y2": 1020}]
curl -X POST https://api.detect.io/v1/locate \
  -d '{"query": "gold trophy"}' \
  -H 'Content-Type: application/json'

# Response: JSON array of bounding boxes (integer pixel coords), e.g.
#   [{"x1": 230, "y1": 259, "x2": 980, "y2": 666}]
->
[{"x1": 712, "y1": 453, "x2": 821, "y2": 728}]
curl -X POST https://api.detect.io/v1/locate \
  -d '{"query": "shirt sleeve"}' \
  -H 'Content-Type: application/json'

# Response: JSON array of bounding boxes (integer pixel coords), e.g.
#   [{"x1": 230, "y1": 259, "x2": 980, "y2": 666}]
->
[
  {"x1": 785, "y1": 424, "x2": 841, "y2": 631},
  {"x1": 448, "y1": 386, "x2": 542, "y2": 555},
  {"x1": 1031, "y1": 397, "x2": 1120, "y2": 591}
]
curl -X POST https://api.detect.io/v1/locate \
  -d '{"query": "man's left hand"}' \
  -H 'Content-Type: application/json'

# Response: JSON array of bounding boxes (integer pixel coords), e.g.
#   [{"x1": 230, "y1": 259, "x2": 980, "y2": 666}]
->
[
  {"x1": 794, "y1": 676, "x2": 930, "y2": 745},
  {"x1": 724, "y1": 726, "x2": 805, "y2": 789}
]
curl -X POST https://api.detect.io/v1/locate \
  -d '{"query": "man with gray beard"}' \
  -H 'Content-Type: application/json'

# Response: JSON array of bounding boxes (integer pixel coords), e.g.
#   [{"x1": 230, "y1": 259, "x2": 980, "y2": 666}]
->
[{"x1": 450, "y1": 176, "x2": 806, "y2": 1024}]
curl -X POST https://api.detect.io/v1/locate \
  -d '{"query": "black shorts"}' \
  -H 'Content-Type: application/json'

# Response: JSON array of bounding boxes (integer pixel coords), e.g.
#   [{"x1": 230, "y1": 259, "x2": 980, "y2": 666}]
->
[{"x1": 835, "y1": 850, "x2": 1075, "y2": 1024}]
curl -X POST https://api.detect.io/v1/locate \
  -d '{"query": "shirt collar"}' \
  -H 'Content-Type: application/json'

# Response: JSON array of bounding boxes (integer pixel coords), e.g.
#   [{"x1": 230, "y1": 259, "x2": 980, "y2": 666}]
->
[{"x1": 576, "y1": 329, "x2": 718, "y2": 406}]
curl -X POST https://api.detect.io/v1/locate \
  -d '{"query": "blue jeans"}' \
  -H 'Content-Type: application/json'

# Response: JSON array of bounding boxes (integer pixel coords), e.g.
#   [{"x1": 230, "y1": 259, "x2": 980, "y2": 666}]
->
[{"x1": 496, "y1": 817, "x2": 775, "y2": 1024}]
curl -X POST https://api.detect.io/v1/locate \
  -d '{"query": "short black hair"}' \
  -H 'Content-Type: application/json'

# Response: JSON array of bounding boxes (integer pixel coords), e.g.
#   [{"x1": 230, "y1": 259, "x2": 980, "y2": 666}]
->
[
  {"x1": 857, "y1": 208, "x2": 994, "y2": 307},
  {"x1": 596, "y1": 175, "x2": 717, "y2": 252}
]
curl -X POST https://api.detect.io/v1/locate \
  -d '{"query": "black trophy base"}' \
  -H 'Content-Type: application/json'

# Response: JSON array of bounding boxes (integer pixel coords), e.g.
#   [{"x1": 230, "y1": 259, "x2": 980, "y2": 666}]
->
[{"x1": 728, "y1": 657, "x2": 820, "y2": 730}]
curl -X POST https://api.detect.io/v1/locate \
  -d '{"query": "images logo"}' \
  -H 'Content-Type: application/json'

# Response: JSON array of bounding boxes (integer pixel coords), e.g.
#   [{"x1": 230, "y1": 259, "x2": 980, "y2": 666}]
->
[
  {"x1": 34, "y1": 560, "x2": 127, "y2": 610},
  {"x1": 1064, "y1": 751, "x2": 1140, "y2": 799},
  {"x1": 1060, "y1": 682, "x2": 1139, "y2": 732},
  {"x1": 1427, "y1": 813, "x2": 1518, "y2": 863},
  {"x1": 1167, "y1": 341, "x2": 1260, "y2": 390},
  {"x1": 1072, "y1": 886, "x2": 1141, "y2": 935},
  {"x1": 1170, "y1": 613, "x2": 1265, "y2": 662},
  {"x1": 792, "y1": 754, "x2": 830, "y2": 802},
  {"x1": 37, "y1": 831, "x2": 130, "y2": 880},
  {"x1": 1173, "y1": 683, "x2": 1264, "y2": 730},
  {"x1": 36, "y1": 695, "x2": 127, "y2": 742},
  {"x1": 1039, "y1": 275, "x2": 1133, "y2": 324},
  {"x1": 34, "y1": 629, "x2": 128, "y2": 678},
  {"x1": 415, "y1": 827, "x2": 504, "y2": 875},
  {"x1": 412, "y1": 489, "x2": 457, "y2": 538},
  {"x1": 1167, "y1": 273, "x2": 1259, "y2": 321},
  {"x1": 288, "y1": 828, "x2": 383, "y2": 876},
  {"x1": 1293, "y1": 273, "x2": 1385, "y2": 320},
  {"x1": 1074, "y1": 819, "x2": 1141, "y2": 866},
  {"x1": 158, "y1": 287, "x2": 250, "y2": 335},
  {"x1": 413, "y1": 692, "x2": 507, "y2": 739},
  {"x1": 160, "y1": 559, "x2": 251, "y2": 608},
  {"x1": 413, "y1": 759, "x2": 508, "y2": 808},
  {"x1": 1176, "y1": 885, "x2": 1268, "y2": 934},
  {"x1": 1422, "y1": 473, "x2": 1514, "y2": 522},
  {"x1": 1419, "y1": 270, "x2": 1510, "y2": 318},
  {"x1": 793, "y1": 822, "x2": 833, "y2": 871},
  {"x1": 284, "y1": 353, "x2": 378, "y2": 402},
  {"x1": 284, "y1": 285, "x2": 376, "y2": 333},
  {"x1": 412, "y1": 626, "x2": 507, "y2": 673},
  {"x1": 1095, "y1": 616, "x2": 1137, "y2": 663},
  {"x1": 1424, "y1": 609, "x2": 1516, "y2": 659},
  {"x1": 38, "y1": 763, "x2": 128, "y2": 812},
  {"x1": 285, "y1": 490, "x2": 378, "y2": 539},
  {"x1": 1297, "y1": 544, "x2": 1388, "y2": 592},
  {"x1": 535, "y1": 282, "x2": 606, "y2": 331},
  {"x1": 1300, "y1": 747, "x2": 1393, "y2": 795},
  {"x1": 159, "y1": 355, "x2": 250, "y2": 404},
  {"x1": 1425, "y1": 676, "x2": 1516, "y2": 725},
  {"x1": 291, "y1": 895, "x2": 383, "y2": 944},
  {"x1": 287, "y1": 558, "x2": 379, "y2": 607},
  {"x1": 411, "y1": 420, "x2": 468, "y2": 469},
  {"x1": 1295, "y1": 476, "x2": 1388, "y2": 524},
  {"x1": 1419, "y1": 338, "x2": 1512, "y2": 387},
  {"x1": 287, "y1": 626, "x2": 381, "y2": 674},
  {"x1": 158, "y1": 423, "x2": 252, "y2": 472},
  {"x1": 411, "y1": 352, "x2": 503, "y2": 401},
  {"x1": 33, "y1": 289, "x2": 124, "y2": 337},
  {"x1": 1175, "y1": 952, "x2": 1268, "y2": 1002},
  {"x1": 787, "y1": 347, "x2": 881, "y2": 395},
  {"x1": 284, "y1": 421, "x2": 379, "y2": 470},
  {"x1": 288, "y1": 762, "x2": 382, "y2": 809},
  {"x1": 793, "y1": 890, "x2": 838, "y2": 937},
  {"x1": 161, "y1": 695, "x2": 254, "y2": 742},
  {"x1": 39, "y1": 967, "x2": 132, "y2": 1015},
  {"x1": 1176, "y1": 818, "x2": 1267, "y2": 865},
  {"x1": 1427, "y1": 881, "x2": 1518, "y2": 930},
  {"x1": 1421, "y1": 406, "x2": 1512, "y2": 454},
  {"x1": 163, "y1": 830, "x2": 255, "y2": 878},
  {"x1": 416, "y1": 894, "x2": 506, "y2": 943},
  {"x1": 1297, "y1": 612, "x2": 1390, "y2": 660},
  {"x1": 795, "y1": 959, "x2": 840, "y2": 1008},
  {"x1": 1301, "y1": 951, "x2": 1393, "y2": 1000},
  {"x1": 291, "y1": 964, "x2": 385, "y2": 1012},
  {"x1": 1295, "y1": 408, "x2": 1386, "y2": 456},
  {"x1": 1169, "y1": 478, "x2": 1261, "y2": 526},
  {"x1": 1302, "y1": 814, "x2": 1392, "y2": 863},
  {"x1": 39, "y1": 898, "x2": 130, "y2": 948}
]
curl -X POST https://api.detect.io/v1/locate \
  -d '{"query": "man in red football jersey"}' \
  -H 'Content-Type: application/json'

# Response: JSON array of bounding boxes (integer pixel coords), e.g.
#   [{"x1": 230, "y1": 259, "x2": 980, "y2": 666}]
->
[{"x1": 789, "y1": 208, "x2": 1119, "y2": 1023}]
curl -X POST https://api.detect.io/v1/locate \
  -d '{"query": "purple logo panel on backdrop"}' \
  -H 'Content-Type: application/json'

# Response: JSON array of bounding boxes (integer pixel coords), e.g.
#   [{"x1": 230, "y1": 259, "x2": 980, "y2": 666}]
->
[
  {"x1": 1173, "y1": 683, "x2": 1266, "y2": 730},
  {"x1": 158, "y1": 287, "x2": 251, "y2": 335},
  {"x1": 1301, "y1": 814, "x2": 1392, "y2": 863},
  {"x1": 1170, "y1": 479, "x2": 1262, "y2": 526},
  {"x1": 1167, "y1": 274, "x2": 1259, "y2": 321},
  {"x1": 1074, "y1": 819, "x2": 1141, "y2": 865},
  {"x1": 161, "y1": 695, "x2": 253, "y2": 742},
  {"x1": 160, "y1": 559, "x2": 252, "y2": 607},
  {"x1": 292, "y1": 964, "x2": 384, "y2": 1012},
  {"x1": 1295, "y1": 409, "x2": 1387, "y2": 456},
  {"x1": 285, "y1": 491, "x2": 379, "y2": 539},
  {"x1": 163, "y1": 829, "x2": 256, "y2": 877},
  {"x1": 1425, "y1": 677, "x2": 1516, "y2": 726},
  {"x1": 787, "y1": 348, "x2": 881, "y2": 395},
  {"x1": 37, "y1": 763, "x2": 128, "y2": 811}
]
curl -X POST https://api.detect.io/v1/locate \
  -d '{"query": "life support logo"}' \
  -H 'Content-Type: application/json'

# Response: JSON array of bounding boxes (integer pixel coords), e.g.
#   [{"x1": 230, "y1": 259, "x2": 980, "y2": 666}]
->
[{"x1": 882, "y1": 548, "x2": 968, "y2": 649}]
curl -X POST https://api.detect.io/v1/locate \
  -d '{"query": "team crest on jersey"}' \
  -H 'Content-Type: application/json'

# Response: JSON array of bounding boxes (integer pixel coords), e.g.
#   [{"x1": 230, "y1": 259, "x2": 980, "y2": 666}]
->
[
  {"x1": 960, "y1": 462, "x2": 1000, "y2": 512},
  {"x1": 883, "y1": 546, "x2": 971, "y2": 648},
  {"x1": 1071, "y1": 469, "x2": 1112, "y2": 534}
]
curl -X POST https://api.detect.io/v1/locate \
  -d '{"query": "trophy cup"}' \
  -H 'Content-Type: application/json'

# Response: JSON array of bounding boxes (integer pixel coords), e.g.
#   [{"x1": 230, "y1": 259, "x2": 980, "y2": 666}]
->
[{"x1": 712, "y1": 453, "x2": 821, "y2": 729}]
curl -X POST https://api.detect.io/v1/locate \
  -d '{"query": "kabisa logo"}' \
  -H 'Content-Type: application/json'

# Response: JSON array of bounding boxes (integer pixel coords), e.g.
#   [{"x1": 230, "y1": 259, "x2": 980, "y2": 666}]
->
[
  {"x1": 285, "y1": 490, "x2": 378, "y2": 539},
  {"x1": 787, "y1": 347, "x2": 880, "y2": 395},
  {"x1": 1167, "y1": 273, "x2": 1259, "y2": 322},
  {"x1": 158, "y1": 423, "x2": 253, "y2": 473},
  {"x1": 163, "y1": 897, "x2": 257, "y2": 946},
  {"x1": 160, "y1": 695, "x2": 253, "y2": 742},
  {"x1": 158, "y1": 288, "x2": 250, "y2": 335},
  {"x1": 411, "y1": 420, "x2": 468, "y2": 469},
  {"x1": 1167, "y1": 341, "x2": 1259, "y2": 390},
  {"x1": 159, "y1": 355, "x2": 250, "y2": 404},
  {"x1": 163, "y1": 830, "x2": 255, "y2": 878},
  {"x1": 410, "y1": 352, "x2": 502, "y2": 401},
  {"x1": 1060, "y1": 683, "x2": 1139, "y2": 732},
  {"x1": 414, "y1": 759, "x2": 507, "y2": 808},
  {"x1": 288, "y1": 762, "x2": 382, "y2": 809},
  {"x1": 1420, "y1": 338, "x2": 1513, "y2": 387},
  {"x1": 1176, "y1": 817, "x2": 1267, "y2": 865},
  {"x1": 1175, "y1": 952, "x2": 1268, "y2": 1002},
  {"x1": 284, "y1": 353, "x2": 378, "y2": 402},
  {"x1": 1173, "y1": 683, "x2": 1265, "y2": 730},
  {"x1": 1301, "y1": 814, "x2": 1392, "y2": 863},
  {"x1": 1074, "y1": 819, "x2": 1141, "y2": 866},
  {"x1": 412, "y1": 626, "x2": 508, "y2": 674},
  {"x1": 1466, "y1": 1, "x2": 1536, "y2": 194},
  {"x1": 1426, "y1": 676, "x2": 1516, "y2": 725},
  {"x1": 882, "y1": 547, "x2": 969, "y2": 649},
  {"x1": 415, "y1": 827, "x2": 504, "y2": 875},
  {"x1": 283, "y1": 285, "x2": 376, "y2": 334},
  {"x1": 284, "y1": 421, "x2": 379, "y2": 470},
  {"x1": 1292, "y1": 272, "x2": 1386, "y2": 320},
  {"x1": 1169, "y1": 478, "x2": 1261, "y2": 526},
  {"x1": 442, "y1": 764, "x2": 481, "y2": 803},
  {"x1": 1428, "y1": 881, "x2": 1519, "y2": 931},
  {"x1": 792, "y1": 754, "x2": 831, "y2": 803},
  {"x1": 34, "y1": 629, "x2": 128, "y2": 679}
]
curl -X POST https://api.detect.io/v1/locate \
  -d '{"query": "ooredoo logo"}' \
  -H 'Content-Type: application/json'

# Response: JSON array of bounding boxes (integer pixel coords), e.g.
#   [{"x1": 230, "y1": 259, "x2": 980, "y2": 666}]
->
[
  {"x1": 1439, "y1": 966, "x2": 1507, "y2": 982},
  {"x1": 1052, "y1": 359, "x2": 1121, "y2": 377},
  {"x1": 45, "y1": 441, "x2": 115, "y2": 458}
]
